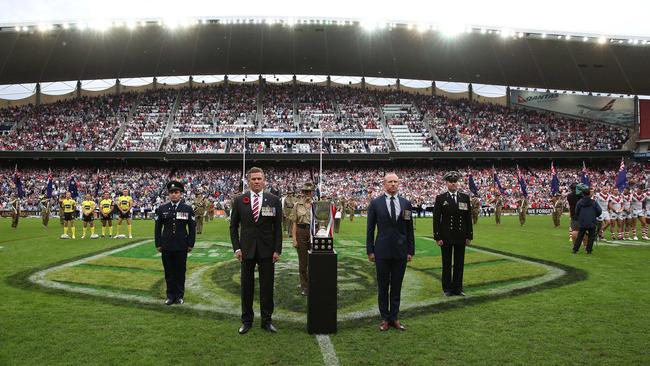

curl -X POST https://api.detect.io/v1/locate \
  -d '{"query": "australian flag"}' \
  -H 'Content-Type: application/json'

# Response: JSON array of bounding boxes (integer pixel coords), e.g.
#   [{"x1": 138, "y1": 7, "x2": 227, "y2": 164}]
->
[
  {"x1": 581, "y1": 161, "x2": 591, "y2": 187},
  {"x1": 68, "y1": 177, "x2": 79, "y2": 198},
  {"x1": 517, "y1": 165, "x2": 528, "y2": 198},
  {"x1": 616, "y1": 158, "x2": 627, "y2": 192},
  {"x1": 46, "y1": 169, "x2": 54, "y2": 198},
  {"x1": 13, "y1": 168, "x2": 24, "y2": 198},
  {"x1": 493, "y1": 168, "x2": 505, "y2": 194},
  {"x1": 468, "y1": 170, "x2": 478, "y2": 196},
  {"x1": 551, "y1": 162, "x2": 560, "y2": 196}
]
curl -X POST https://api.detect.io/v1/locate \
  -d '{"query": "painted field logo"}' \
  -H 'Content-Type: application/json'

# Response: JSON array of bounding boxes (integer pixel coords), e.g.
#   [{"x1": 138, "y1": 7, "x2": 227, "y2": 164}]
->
[{"x1": 29, "y1": 237, "x2": 565, "y2": 322}]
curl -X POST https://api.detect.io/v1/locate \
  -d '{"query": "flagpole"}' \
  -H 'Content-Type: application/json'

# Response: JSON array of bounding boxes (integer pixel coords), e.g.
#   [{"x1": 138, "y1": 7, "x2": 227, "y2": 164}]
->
[
  {"x1": 319, "y1": 124, "x2": 323, "y2": 200},
  {"x1": 242, "y1": 129, "x2": 247, "y2": 191}
]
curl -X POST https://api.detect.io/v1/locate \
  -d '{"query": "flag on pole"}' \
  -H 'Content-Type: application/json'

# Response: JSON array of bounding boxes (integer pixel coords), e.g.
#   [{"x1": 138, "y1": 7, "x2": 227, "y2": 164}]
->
[
  {"x1": 467, "y1": 168, "x2": 478, "y2": 196},
  {"x1": 550, "y1": 162, "x2": 560, "y2": 196},
  {"x1": 616, "y1": 158, "x2": 628, "y2": 192},
  {"x1": 581, "y1": 161, "x2": 591, "y2": 187},
  {"x1": 13, "y1": 165, "x2": 24, "y2": 198},
  {"x1": 517, "y1": 165, "x2": 528, "y2": 198},
  {"x1": 68, "y1": 177, "x2": 79, "y2": 198},
  {"x1": 46, "y1": 169, "x2": 53, "y2": 198},
  {"x1": 493, "y1": 167, "x2": 505, "y2": 194}
]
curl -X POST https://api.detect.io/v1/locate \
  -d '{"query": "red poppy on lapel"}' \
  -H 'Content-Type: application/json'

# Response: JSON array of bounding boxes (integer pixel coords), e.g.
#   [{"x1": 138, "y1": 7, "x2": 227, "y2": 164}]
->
[{"x1": 242, "y1": 196, "x2": 250, "y2": 204}]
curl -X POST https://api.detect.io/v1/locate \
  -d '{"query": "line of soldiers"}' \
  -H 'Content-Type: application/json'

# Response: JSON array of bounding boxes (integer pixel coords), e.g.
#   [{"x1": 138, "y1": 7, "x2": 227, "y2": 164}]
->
[{"x1": 191, "y1": 194, "x2": 215, "y2": 235}]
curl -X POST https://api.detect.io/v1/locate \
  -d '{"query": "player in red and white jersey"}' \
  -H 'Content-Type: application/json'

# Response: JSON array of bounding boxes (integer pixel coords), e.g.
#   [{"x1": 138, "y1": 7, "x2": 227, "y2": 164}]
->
[
  {"x1": 622, "y1": 186, "x2": 632, "y2": 240},
  {"x1": 630, "y1": 184, "x2": 646, "y2": 240},
  {"x1": 609, "y1": 187, "x2": 624, "y2": 240},
  {"x1": 594, "y1": 186, "x2": 612, "y2": 240}
]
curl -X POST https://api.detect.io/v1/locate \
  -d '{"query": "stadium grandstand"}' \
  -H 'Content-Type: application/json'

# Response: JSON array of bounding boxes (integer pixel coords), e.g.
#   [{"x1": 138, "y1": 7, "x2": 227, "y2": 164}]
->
[{"x1": 1, "y1": 2, "x2": 650, "y2": 365}]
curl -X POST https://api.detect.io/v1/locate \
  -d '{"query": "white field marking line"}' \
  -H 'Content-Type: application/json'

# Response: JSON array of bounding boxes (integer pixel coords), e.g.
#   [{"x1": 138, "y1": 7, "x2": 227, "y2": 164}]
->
[
  {"x1": 29, "y1": 238, "x2": 566, "y2": 323},
  {"x1": 316, "y1": 334, "x2": 340, "y2": 366},
  {"x1": 338, "y1": 237, "x2": 566, "y2": 321},
  {"x1": 29, "y1": 239, "x2": 304, "y2": 321},
  {"x1": 598, "y1": 240, "x2": 650, "y2": 247}
]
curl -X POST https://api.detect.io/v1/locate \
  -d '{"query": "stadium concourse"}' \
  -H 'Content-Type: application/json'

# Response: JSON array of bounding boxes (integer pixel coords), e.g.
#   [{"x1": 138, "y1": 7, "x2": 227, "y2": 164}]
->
[{"x1": 0, "y1": 83, "x2": 630, "y2": 153}]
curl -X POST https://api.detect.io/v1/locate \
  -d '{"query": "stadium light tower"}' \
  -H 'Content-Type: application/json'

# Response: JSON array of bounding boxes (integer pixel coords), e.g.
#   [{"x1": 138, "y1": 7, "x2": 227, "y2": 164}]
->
[{"x1": 438, "y1": 22, "x2": 465, "y2": 37}]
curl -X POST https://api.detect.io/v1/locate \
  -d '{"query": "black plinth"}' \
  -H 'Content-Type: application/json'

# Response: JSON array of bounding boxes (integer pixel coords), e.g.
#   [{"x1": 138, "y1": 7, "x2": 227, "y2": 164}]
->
[{"x1": 307, "y1": 250, "x2": 337, "y2": 334}]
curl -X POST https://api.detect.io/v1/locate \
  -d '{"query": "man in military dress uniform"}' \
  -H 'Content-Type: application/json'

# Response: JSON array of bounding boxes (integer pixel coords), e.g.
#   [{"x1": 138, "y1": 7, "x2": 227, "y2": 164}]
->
[
  {"x1": 290, "y1": 183, "x2": 314, "y2": 296},
  {"x1": 39, "y1": 191, "x2": 51, "y2": 227},
  {"x1": 154, "y1": 181, "x2": 196, "y2": 306},
  {"x1": 470, "y1": 195, "x2": 481, "y2": 225},
  {"x1": 433, "y1": 171, "x2": 473, "y2": 296},
  {"x1": 552, "y1": 194, "x2": 564, "y2": 228},
  {"x1": 194, "y1": 193, "x2": 206, "y2": 235},
  {"x1": 518, "y1": 194, "x2": 529, "y2": 227}
]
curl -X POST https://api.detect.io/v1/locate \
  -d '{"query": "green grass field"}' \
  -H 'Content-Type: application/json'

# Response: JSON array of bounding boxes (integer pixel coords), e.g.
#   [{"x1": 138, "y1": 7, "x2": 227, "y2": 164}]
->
[{"x1": 1, "y1": 215, "x2": 649, "y2": 365}]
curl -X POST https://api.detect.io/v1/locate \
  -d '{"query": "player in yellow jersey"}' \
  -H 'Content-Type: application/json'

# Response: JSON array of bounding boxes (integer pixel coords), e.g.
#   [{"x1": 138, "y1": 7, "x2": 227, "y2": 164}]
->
[
  {"x1": 99, "y1": 191, "x2": 115, "y2": 238},
  {"x1": 116, "y1": 188, "x2": 134, "y2": 239},
  {"x1": 60, "y1": 191, "x2": 77, "y2": 239},
  {"x1": 81, "y1": 193, "x2": 98, "y2": 239}
]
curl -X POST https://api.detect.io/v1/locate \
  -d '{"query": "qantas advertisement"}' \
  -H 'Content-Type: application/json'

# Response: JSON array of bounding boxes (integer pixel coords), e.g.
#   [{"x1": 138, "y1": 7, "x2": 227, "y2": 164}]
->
[{"x1": 510, "y1": 90, "x2": 635, "y2": 128}]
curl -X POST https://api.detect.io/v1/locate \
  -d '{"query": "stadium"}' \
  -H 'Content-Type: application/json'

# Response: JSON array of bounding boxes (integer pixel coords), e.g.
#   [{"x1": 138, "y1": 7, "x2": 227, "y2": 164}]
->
[{"x1": 1, "y1": 2, "x2": 649, "y2": 365}]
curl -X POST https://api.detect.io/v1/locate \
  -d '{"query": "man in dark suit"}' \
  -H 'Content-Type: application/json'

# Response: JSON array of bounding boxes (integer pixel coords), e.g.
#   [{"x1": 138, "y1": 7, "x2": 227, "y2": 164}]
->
[
  {"x1": 433, "y1": 171, "x2": 473, "y2": 297},
  {"x1": 154, "y1": 181, "x2": 196, "y2": 305},
  {"x1": 230, "y1": 167, "x2": 283, "y2": 334},
  {"x1": 366, "y1": 172, "x2": 415, "y2": 331}
]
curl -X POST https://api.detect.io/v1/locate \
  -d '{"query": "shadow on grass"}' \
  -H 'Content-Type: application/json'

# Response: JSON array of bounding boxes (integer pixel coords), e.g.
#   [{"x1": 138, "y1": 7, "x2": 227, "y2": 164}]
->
[
  {"x1": 5, "y1": 242, "x2": 586, "y2": 333},
  {"x1": 339, "y1": 244, "x2": 588, "y2": 330}
]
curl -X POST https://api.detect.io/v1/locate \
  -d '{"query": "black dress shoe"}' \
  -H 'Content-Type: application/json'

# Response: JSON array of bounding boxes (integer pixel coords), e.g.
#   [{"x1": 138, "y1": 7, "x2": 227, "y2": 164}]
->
[
  {"x1": 164, "y1": 298, "x2": 175, "y2": 306},
  {"x1": 261, "y1": 323, "x2": 278, "y2": 333},
  {"x1": 175, "y1": 298, "x2": 184, "y2": 305},
  {"x1": 238, "y1": 323, "x2": 252, "y2": 334}
]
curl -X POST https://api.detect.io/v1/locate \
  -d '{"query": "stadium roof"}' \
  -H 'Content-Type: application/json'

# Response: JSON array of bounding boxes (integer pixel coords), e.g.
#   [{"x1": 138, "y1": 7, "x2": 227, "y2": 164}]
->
[{"x1": 1, "y1": 21, "x2": 649, "y2": 95}]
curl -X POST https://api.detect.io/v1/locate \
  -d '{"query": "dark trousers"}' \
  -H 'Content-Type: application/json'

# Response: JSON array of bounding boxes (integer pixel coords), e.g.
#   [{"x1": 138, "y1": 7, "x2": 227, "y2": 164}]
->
[
  {"x1": 241, "y1": 252, "x2": 275, "y2": 325},
  {"x1": 375, "y1": 258, "x2": 407, "y2": 322},
  {"x1": 161, "y1": 250, "x2": 188, "y2": 300},
  {"x1": 441, "y1": 244, "x2": 466, "y2": 293},
  {"x1": 574, "y1": 227, "x2": 596, "y2": 252}
]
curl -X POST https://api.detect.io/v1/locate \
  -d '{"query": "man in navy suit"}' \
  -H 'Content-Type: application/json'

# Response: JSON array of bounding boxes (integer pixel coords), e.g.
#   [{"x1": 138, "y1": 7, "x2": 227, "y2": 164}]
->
[
  {"x1": 366, "y1": 173, "x2": 415, "y2": 331},
  {"x1": 230, "y1": 167, "x2": 283, "y2": 334},
  {"x1": 433, "y1": 171, "x2": 473, "y2": 297}
]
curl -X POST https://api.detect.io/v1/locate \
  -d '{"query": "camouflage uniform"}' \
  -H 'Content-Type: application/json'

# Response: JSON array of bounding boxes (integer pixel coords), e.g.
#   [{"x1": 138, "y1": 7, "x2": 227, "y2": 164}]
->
[
  {"x1": 518, "y1": 197, "x2": 529, "y2": 226},
  {"x1": 470, "y1": 196, "x2": 481, "y2": 225},
  {"x1": 40, "y1": 194, "x2": 51, "y2": 227},
  {"x1": 493, "y1": 195, "x2": 504, "y2": 225},
  {"x1": 10, "y1": 196, "x2": 19, "y2": 228},
  {"x1": 194, "y1": 195, "x2": 206, "y2": 234},
  {"x1": 283, "y1": 193, "x2": 296, "y2": 238},
  {"x1": 290, "y1": 183, "x2": 315, "y2": 294},
  {"x1": 552, "y1": 196, "x2": 564, "y2": 228}
]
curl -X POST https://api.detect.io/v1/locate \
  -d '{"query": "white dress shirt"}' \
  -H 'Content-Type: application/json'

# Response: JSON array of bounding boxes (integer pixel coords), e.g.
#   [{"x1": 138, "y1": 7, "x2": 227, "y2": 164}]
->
[{"x1": 385, "y1": 193, "x2": 401, "y2": 219}]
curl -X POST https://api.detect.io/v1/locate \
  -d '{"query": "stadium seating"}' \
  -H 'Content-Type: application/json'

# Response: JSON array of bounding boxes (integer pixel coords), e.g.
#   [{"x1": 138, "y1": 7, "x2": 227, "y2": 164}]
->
[{"x1": 0, "y1": 83, "x2": 631, "y2": 153}]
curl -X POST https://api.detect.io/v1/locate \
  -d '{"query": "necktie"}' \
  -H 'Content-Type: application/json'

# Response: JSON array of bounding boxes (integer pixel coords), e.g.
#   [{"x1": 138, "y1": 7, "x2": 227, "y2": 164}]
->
[
  {"x1": 452, "y1": 193, "x2": 457, "y2": 204},
  {"x1": 390, "y1": 196, "x2": 396, "y2": 222},
  {"x1": 252, "y1": 194, "x2": 260, "y2": 222}
]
